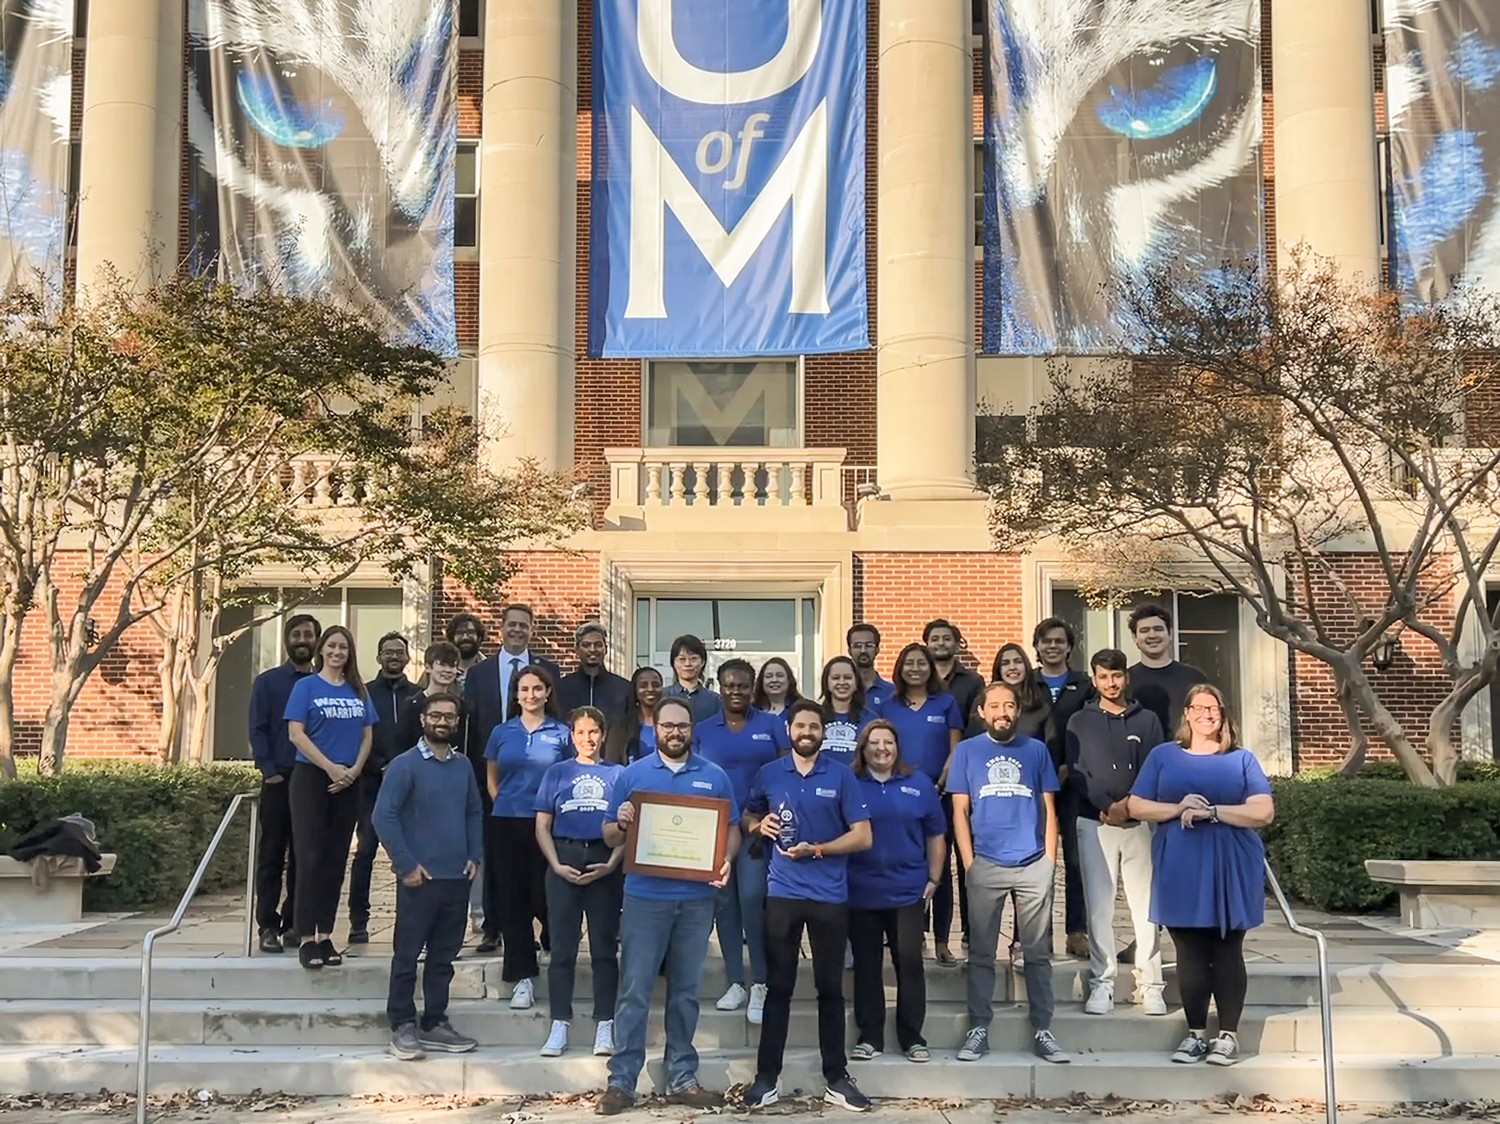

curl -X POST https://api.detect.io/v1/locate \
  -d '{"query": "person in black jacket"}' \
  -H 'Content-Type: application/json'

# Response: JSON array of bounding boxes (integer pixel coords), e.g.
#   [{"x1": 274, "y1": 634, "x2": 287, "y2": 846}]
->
[
  {"x1": 926, "y1": 619, "x2": 984, "y2": 726},
  {"x1": 555, "y1": 621, "x2": 632, "y2": 720},
  {"x1": 1065, "y1": 649, "x2": 1165, "y2": 1017},
  {"x1": 349, "y1": 632, "x2": 423, "y2": 942}
]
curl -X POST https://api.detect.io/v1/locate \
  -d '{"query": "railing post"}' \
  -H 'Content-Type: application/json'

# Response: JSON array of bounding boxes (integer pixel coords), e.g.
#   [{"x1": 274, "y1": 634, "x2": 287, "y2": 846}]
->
[
  {"x1": 1265, "y1": 860, "x2": 1336, "y2": 1124},
  {"x1": 243, "y1": 797, "x2": 259, "y2": 958}
]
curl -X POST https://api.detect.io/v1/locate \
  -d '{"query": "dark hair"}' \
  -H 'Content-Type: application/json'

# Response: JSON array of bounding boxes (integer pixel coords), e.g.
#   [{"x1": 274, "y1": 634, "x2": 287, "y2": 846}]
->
[
  {"x1": 507, "y1": 663, "x2": 560, "y2": 720},
  {"x1": 669, "y1": 634, "x2": 708, "y2": 663},
  {"x1": 976, "y1": 681, "x2": 1018, "y2": 710},
  {"x1": 892, "y1": 642, "x2": 943, "y2": 705},
  {"x1": 1128, "y1": 602, "x2": 1173, "y2": 634},
  {"x1": 1090, "y1": 648, "x2": 1128, "y2": 673},
  {"x1": 1032, "y1": 616, "x2": 1076, "y2": 649},
  {"x1": 846, "y1": 622, "x2": 881, "y2": 647},
  {"x1": 1174, "y1": 683, "x2": 1239, "y2": 752},
  {"x1": 419, "y1": 691, "x2": 463, "y2": 715},
  {"x1": 446, "y1": 612, "x2": 487, "y2": 643},
  {"x1": 819, "y1": 655, "x2": 868, "y2": 723},
  {"x1": 991, "y1": 643, "x2": 1045, "y2": 712},
  {"x1": 851, "y1": 719, "x2": 912, "y2": 777},
  {"x1": 752, "y1": 657, "x2": 801, "y2": 710},
  {"x1": 501, "y1": 602, "x2": 534, "y2": 623},
  {"x1": 922, "y1": 618, "x2": 963, "y2": 645},
  {"x1": 603, "y1": 667, "x2": 665, "y2": 764},
  {"x1": 785, "y1": 698, "x2": 825, "y2": 728},
  {"x1": 424, "y1": 640, "x2": 462, "y2": 665},
  {"x1": 377, "y1": 631, "x2": 409, "y2": 654},
  {"x1": 284, "y1": 614, "x2": 322, "y2": 644},
  {"x1": 716, "y1": 657, "x2": 755, "y2": 685},
  {"x1": 314, "y1": 626, "x2": 367, "y2": 700},
  {"x1": 569, "y1": 706, "x2": 609, "y2": 743},
  {"x1": 654, "y1": 696, "x2": 694, "y2": 725}
]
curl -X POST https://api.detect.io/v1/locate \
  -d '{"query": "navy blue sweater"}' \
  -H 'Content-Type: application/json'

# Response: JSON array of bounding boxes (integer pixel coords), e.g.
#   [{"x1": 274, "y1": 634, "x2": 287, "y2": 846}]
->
[
  {"x1": 249, "y1": 663, "x2": 312, "y2": 776},
  {"x1": 373, "y1": 743, "x2": 484, "y2": 880}
]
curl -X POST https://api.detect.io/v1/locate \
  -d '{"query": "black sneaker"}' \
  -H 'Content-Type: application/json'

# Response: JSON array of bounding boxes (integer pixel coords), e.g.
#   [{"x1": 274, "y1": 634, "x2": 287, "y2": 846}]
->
[
  {"x1": 258, "y1": 928, "x2": 283, "y2": 954},
  {"x1": 475, "y1": 935, "x2": 499, "y2": 955},
  {"x1": 742, "y1": 1077, "x2": 778, "y2": 1110},
  {"x1": 956, "y1": 1026, "x2": 988, "y2": 1061},
  {"x1": 1033, "y1": 1029, "x2": 1071, "y2": 1064},
  {"x1": 665, "y1": 1084, "x2": 723, "y2": 1108},
  {"x1": 348, "y1": 927, "x2": 370, "y2": 945},
  {"x1": 824, "y1": 1075, "x2": 871, "y2": 1113},
  {"x1": 596, "y1": 1086, "x2": 633, "y2": 1116},
  {"x1": 419, "y1": 1019, "x2": 478, "y2": 1053},
  {"x1": 1171, "y1": 1034, "x2": 1210, "y2": 1064},
  {"x1": 388, "y1": 1022, "x2": 426, "y2": 1061}
]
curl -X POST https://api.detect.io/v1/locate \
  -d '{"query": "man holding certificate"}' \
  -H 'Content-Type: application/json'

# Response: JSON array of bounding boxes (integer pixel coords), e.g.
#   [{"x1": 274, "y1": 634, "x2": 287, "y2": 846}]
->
[
  {"x1": 596, "y1": 697, "x2": 738, "y2": 1116},
  {"x1": 742, "y1": 700, "x2": 874, "y2": 1113}
]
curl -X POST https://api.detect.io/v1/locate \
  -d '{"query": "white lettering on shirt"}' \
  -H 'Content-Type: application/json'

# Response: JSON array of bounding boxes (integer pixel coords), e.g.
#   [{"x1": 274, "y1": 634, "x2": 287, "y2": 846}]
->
[
  {"x1": 926, "y1": 715, "x2": 944, "y2": 723},
  {"x1": 558, "y1": 774, "x2": 610, "y2": 815},
  {"x1": 900, "y1": 786, "x2": 921, "y2": 797},
  {"x1": 815, "y1": 787, "x2": 837, "y2": 798},
  {"x1": 313, "y1": 697, "x2": 364, "y2": 720},
  {"x1": 977, "y1": 755, "x2": 1033, "y2": 800},
  {"x1": 691, "y1": 779, "x2": 713, "y2": 790},
  {"x1": 751, "y1": 732, "x2": 772, "y2": 741}
]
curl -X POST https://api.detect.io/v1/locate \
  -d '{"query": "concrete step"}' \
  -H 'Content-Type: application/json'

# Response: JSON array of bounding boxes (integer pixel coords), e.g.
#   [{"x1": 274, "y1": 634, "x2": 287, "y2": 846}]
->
[{"x1": 2, "y1": 1043, "x2": 1498, "y2": 1102}]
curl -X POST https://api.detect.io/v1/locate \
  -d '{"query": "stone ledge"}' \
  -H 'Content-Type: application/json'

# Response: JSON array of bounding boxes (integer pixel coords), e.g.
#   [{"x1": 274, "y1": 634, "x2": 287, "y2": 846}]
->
[
  {"x1": 0, "y1": 855, "x2": 117, "y2": 927},
  {"x1": 1365, "y1": 860, "x2": 1500, "y2": 930}
]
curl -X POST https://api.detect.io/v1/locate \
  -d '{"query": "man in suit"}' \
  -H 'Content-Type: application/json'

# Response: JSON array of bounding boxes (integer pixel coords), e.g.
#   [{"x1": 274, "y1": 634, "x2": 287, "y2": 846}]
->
[{"x1": 464, "y1": 603, "x2": 562, "y2": 953}]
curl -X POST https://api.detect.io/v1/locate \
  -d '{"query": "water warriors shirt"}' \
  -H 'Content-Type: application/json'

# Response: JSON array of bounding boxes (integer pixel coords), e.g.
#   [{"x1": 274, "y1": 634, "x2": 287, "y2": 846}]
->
[
  {"x1": 283, "y1": 675, "x2": 376, "y2": 767},
  {"x1": 746, "y1": 753, "x2": 869, "y2": 903},
  {"x1": 946, "y1": 732, "x2": 1058, "y2": 867},
  {"x1": 846, "y1": 768, "x2": 946, "y2": 910},
  {"x1": 821, "y1": 707, "x2": 879, "y2": 768},
  {"x1": 605, "y1": 751, "x2": 738, "y2": 901},
  {"x1": 691, "y1": 707, "x2": 792, "y2": 808},
  {"x1": 881, "y1": 693, "x2": 965, "y2": 779},
  {"x1": 484, "y1": 715, "x2": 573, "y2": 817},
  {"x1": 535, "y1": 759, "x2": 624, "y2": 840}
]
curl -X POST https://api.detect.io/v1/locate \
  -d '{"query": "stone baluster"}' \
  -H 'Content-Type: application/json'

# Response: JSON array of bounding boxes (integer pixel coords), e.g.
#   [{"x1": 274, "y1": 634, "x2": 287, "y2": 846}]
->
[
  {"x1": 717, "y1": 460, "x2": 736, "y2": 506},
  {"x1": 669, "y1": 463, "x2": 687, "y2": 506},
  {"x1": 645, "y1": 463, "x2": 663, "y2": 505},
  {"x1": 691, "y1": 460, "x2": 710, "y2": 505}
]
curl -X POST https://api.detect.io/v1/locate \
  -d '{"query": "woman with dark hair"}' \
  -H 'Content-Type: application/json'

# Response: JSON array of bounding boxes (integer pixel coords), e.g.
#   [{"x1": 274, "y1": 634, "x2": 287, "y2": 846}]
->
[
  {"x1": 602, "y1": 667, "x2": 664, "y2": 764},
  {"x1": 535, "y1": 707, "x2": 625, "y2": 1059},
  {"x1": 989, "y1": 644, "x2": 1056, "y2": 748},
  {"x1": 881, "y1": 642, "x2": 964, "y2": 965},
  {"x1": 847, "y1": 721, "x2": 946, "y2": 1063},
  {"x1": 662, "y1": 634, "x2": 722, "y2": 720},
  {"x1": 483, "y1": 665, "x2": 573, "y2": 1008},
  {"x1": 819, "y1": 655, "x2": 876, "y2": 768},
  {"x1": 1127, "y1": 684, "x2": 1275, "y2": 1068},
  {"x1": 752, "y1": 657, "x2": 801, "y2": 717},
  {"x1": 285, "y1": 625, "x2": 375, "y2": 970}
]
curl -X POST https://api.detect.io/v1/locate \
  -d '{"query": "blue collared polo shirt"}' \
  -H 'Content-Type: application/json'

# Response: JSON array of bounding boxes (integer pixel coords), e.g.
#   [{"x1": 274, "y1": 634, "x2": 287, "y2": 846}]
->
[
  {"x1": 692, "y1": 707, "x2": 791, "y2": 809},
  {"x1": 606, "y1": 752, "x2": 739, "y2": 901},
  {"x1": 881, "y1": 692, "x2": 964, "y2": 779},
  {"x1": 846, "y1": 768, "x2": 947, "y2": 910},
  {"x1": 746, "y1": 753, "x2": 869, "y2": 904},
  {"x1": 865, "y1": 675, "x2": 895, "y2": 711},
  {"x1": 484, "y1": 715, "x2": 573, "y2": 817}
]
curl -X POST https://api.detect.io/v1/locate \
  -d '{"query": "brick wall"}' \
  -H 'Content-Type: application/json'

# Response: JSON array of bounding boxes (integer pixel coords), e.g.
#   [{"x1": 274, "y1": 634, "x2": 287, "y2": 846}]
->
[{"x1": 433, "y1": 552, "x2": 602, "y2": 668}]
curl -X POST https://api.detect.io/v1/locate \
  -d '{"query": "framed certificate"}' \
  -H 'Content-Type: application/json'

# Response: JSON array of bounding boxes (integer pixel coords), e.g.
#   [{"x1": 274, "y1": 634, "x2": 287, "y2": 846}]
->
[{"x1": 623, "y1": 791, "x2": 731, "y2": 882}]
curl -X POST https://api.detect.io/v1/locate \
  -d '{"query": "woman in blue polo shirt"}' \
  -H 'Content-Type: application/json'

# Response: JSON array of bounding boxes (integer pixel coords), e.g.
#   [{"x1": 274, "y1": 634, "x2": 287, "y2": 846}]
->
[
  {"x1": 752, "y1": 657, "x2": 801, "y2": 718},
  {"x1": 535, "y1": 706, "x2": 624, "y2": 1060},
  {"x1": 485, "y1": 665, "x2": 572, "y2": 1009},
  {"x1": 847, "y1": 720, "x2": 946, "y2": 1063},
  {"x1": 819, "y1": 656, "x2": 878, "y2": 768}
]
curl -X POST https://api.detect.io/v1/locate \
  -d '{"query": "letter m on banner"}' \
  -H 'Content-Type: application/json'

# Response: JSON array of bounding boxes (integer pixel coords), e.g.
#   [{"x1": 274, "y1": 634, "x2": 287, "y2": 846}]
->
[{"x1": 588, "y1": 0, "x2": 869, "y2": 359}]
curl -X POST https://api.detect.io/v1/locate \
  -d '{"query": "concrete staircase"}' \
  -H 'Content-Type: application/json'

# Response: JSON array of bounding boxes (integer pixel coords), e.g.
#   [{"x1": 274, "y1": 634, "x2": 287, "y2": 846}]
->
[{"x1": 1, "y1": 953, "x2": 1498, "y2": 1102}]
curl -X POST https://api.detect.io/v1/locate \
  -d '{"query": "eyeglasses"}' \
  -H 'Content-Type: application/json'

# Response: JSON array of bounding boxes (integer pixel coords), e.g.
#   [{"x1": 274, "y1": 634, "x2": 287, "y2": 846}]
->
[
  {"x1": 658, "y1": 722, "x2": 692, "y2": 734},
  {"x1": 1187, "y1": 705, "x2": 1222, "y2": 716}
]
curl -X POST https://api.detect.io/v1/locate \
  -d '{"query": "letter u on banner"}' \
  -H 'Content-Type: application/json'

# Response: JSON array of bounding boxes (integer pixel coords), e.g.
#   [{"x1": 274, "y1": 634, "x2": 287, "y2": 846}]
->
[{"x1": 589, "y1": 0, "x2": 869, "y2": 359}]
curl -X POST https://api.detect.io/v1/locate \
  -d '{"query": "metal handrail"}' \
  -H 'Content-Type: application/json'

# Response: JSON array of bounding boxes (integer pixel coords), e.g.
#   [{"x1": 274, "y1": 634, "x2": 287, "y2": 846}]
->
[
  {"x1": 1264, "y1": 859, "x2": 1336, "y2": 1124},
  {"x1": 136, "y1": 792, "x2": 259, "y2": 1124}
]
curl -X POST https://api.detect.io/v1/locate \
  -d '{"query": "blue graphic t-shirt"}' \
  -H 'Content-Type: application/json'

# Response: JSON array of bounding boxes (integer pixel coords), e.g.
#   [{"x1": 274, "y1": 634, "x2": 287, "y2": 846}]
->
[
  {"x1": 822, "y1": 708, "x2": 878, "y2": 768},
  {"x1": 947, "y1": 732, "x2": 1058, "y2": 867},
  {"x1": 284, "y1": 675, "x2": 376, "y2": 767},
  {"x1": 535, "y1": 759, "x2": 624, "y2": 840},
  {"x1": 1040, "y1": 671, "x2": 1070, "y2": 701},
  {"x1": 485, "y1": 715, "x2": 573, "y2": 817}
]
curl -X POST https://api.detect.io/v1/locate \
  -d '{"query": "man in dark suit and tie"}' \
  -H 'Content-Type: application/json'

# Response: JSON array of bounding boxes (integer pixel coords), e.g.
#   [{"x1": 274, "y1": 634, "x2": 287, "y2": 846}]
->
[{"x1": 464, "y1": 602, "x2": 562, "y2": 954}]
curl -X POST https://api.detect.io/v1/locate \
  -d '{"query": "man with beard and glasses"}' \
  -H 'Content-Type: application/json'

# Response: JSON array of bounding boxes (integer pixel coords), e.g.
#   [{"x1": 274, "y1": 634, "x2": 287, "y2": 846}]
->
[
  {"x1": 556, "y1": 621, "x2": 632, "y2": 720},
  {"x1": 949, "y1": 683, "x2": 1070, "y2": 1065},
  {"x1": 924, "y1": 619, "x2": 984, "y2": 727},
  {"x1": 349, "y1": 632, "x2": 422, "y2": 944},
  {"x1": 597, "y1": 698, "x2": 737, "y2": 1116},
  {"x1": 445, "y1": 614, "x2": 488, "y2": 686},
  {"x1": 846, "y1": 624, "x2": 892, "y2": 711},
  {"x1": 248, "y1": 613, "x2": 321, "y2": 953},
  {"x1": 742, "y1": 700, "x2": 873, "y2": 1113}
]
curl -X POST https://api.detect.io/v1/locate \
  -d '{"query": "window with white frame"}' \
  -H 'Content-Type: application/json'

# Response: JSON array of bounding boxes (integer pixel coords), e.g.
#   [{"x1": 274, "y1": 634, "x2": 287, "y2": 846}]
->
[
  {"x1": 644, "y1": 360, "x2": 801, "y2": 449},
  {"x1": 455, "y1": 141, "x2": 479, "y2": 250}
]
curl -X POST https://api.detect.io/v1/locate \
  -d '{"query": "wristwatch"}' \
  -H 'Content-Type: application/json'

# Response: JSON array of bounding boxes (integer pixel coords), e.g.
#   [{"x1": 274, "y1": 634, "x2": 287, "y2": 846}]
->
[
  {"x1": 813, "y1": 843, "x2": 825, "y2": 859},
  {"x1": 1209, "y1": 805, "x2": 1220, "y2": 823}
]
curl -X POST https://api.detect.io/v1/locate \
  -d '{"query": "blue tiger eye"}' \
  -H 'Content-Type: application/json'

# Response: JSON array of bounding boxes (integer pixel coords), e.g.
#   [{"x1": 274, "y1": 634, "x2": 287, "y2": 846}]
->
[
  {"x1": 1096, "y1": 55, "x2": 1218, "y2": 141},
  {"x1": 236, "y1": 72, "x2": 345, "y2": 148}
]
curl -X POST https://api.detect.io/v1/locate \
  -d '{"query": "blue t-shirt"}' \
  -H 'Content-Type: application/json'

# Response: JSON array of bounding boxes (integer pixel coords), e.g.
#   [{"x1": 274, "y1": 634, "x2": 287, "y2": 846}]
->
[
  {"x1": 947, "y1": 732, "x2": 1058, "y2": 867},
  {"x1": 1040, "y1": 671, "x2": 1070, "y2": 701},
  {"x1": 484, "y1": 715, "x2": 573, "y2": 817},
  {"x1": 882, "y1": 693, "x2": 965, "y2": 780},
  {"x1": 535, "y1": 759, "x2": 624, "y2": 840},
  {"x1": 606, "y1": 752, "x2": 739, "y2": 901},
  {"x1": 846, "y1": 769, "x2": 946, "y2": 910},
  {"x1": 283, "y1": 675, "x2": 376, "y2": 767},
  {"x1": 692, "y1": 708, "x2": 791, "y2": 808},
  {"x1": 746, "y1": 754, "x2": 870, "y2": 904},
  {"x1": 822, "y1": 708, "x2": 879, "y2": 769},
  {"x1": 636, "y1": 724, "x2": 656, "y2": 760},
  {"x1": 865, "y1": 675, "x2": 895, "y2": 711}
]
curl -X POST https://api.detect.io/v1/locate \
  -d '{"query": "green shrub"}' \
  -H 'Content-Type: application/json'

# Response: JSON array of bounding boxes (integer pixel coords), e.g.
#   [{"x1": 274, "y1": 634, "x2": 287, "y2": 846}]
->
[
  {"x1": 0, "y1": 761, "x2": 261, "y2": 911},
  {"x1": 1266, "y1": 775, "x2": 1500, "y2": 911}
]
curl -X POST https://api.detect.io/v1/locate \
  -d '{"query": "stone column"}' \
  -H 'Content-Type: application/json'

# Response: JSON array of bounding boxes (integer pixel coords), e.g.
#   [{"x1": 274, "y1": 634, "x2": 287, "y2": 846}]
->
[
  {"x1": 478, "y1": 0, "x2": 577, "y2": 471},
  {"x1": 875, "y1": 0, "x2": 975, "y2": 500},
  {"x1": 1272, "y1": 0, "x2": 1381, "y2": 283},
  {"x1": 75, "y1": 0, "x2": 183, "y2": 293}
]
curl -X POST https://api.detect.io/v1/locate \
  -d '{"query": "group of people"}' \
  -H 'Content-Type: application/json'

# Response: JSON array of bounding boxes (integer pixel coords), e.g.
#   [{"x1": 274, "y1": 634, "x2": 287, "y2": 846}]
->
[{"x1": 248, "y1": 602, "x2": 1277, "y2": 1108}]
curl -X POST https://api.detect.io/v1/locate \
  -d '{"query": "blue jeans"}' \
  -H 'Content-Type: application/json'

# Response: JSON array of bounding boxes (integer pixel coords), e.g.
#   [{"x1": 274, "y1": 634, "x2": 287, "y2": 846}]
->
[
  {"x1": 714, "y1": 836, "x2": 767, "y2": 986},
  {"x1": 608, "y1": 893, "x2": 717, "y2": 1096}
]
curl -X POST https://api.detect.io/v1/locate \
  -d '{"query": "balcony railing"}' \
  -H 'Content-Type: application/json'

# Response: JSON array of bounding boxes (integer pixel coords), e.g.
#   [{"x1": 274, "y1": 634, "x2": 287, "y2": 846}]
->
[{"x1": 604, "y1": 447, "x2": 848, "y2": 521}]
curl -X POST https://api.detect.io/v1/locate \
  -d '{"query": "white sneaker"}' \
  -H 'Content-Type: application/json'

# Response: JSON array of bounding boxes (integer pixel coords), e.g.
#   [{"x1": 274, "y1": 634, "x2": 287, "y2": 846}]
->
[
  {"x1": 540, "y1": 1019, "x2": 568, "y2": 1057},
  {"x1": 844, "y1": 945, "x2": 854, "y2": 971},
  {"x1": 1084, "y1": 982, "x2": 1114, "y2": 1015},
  {"x1": 1139, "y1": 986, "x2": 1168, "y2": 1016},
  {"x1": 593, "y1": 1019, "x2": 615, "y2": 1056},
  {"x1": 510, "y1": 978, "x2": 535, "y2": 1010},
  {"x1": 747, "y1": 983, "x2": 768, "y2": 1025},
  {"x1": 716, "y1": 982, "x2": 747, "y2": 1011}
]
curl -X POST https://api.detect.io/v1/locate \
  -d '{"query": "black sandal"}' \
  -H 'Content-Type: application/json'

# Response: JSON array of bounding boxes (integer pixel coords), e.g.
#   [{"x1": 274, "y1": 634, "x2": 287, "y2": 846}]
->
[
  {"x1": 298, "y1": 941, "x2": 324, "y2": 970},
  {"x1": 320, "y1": 938, "x2": 343, "y2": 966}
]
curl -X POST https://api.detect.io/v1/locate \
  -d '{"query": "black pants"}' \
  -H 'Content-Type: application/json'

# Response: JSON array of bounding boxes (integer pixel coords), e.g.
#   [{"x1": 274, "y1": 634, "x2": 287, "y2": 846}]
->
[
  {"x1": 254, "y1": 771, "x2": 297, "y2": 933},
  {"x1": 289, "y1": 762, "x2": 360, "y2": 939},
  {"x1": 1169, "y1": 926, "x2": 1248, "y2": 1032},
  {"x1": 1058, "y1": 790, "x2": 1086, "y2": 935},
  {"x1": 347, "y1": 772, "x2": 383, "y2": 927},
  {"x1": 545, "y1": 837, "x2": 624, "y2": 1021},
  {"x1": 932, "y1": 792, "x2": 968, "y2": 943},
  {"x1": 757, "y1": 896, "x2": 848, "y2": 1083},
  {"x1": 387, "y1": 877, "x2": 470, "y2": 1030},
  {"x1": 485, "y1": 815, "x2": 549, "y2": 981},
  {"x1": 849, "y1": 900, "x2": 927, "y2": 1052}
]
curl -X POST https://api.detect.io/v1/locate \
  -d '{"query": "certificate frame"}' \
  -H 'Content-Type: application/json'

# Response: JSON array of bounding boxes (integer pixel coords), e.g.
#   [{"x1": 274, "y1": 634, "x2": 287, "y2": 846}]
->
[{"x1": 623, "y1": 791, "x2": 731, "y2": 882}]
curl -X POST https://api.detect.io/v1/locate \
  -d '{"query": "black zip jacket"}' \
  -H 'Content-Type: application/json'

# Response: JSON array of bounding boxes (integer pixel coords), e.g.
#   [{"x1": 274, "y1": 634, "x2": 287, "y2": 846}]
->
[
  {"x1": 365, "y1": 675, "x2": 423, "y2": 773},
  {"x1": 555, "y1": 668, "x2": 633, "y2": 721},
  {"x1": 1064, "y1": 699, "x2": 1164, "y2": 816},
  {"x1": 1037, "y1": 668, "x2": 1093, "y2": 772},
  {"x1": 938, "y1": 663, "x2": 985, "y2": 726}
]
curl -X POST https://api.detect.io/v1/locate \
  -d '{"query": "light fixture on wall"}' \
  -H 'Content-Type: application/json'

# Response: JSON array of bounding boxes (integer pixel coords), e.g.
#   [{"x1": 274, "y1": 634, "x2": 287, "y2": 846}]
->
[{"x1": 1371, "y1": 631, "x2": 1402, "y2": 672}]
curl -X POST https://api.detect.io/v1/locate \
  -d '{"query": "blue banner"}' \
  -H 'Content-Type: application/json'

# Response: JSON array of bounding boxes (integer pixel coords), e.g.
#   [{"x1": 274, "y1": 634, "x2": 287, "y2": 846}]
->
[{"x1": 589, "y1": 0, "x2": 869, "y2": 358}]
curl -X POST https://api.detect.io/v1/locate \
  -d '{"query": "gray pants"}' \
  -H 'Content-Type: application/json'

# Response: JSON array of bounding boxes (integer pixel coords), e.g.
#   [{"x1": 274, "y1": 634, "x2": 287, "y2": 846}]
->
[
  {"x1": 1076, "y1": 817, "x2": 1163, "y2": 994},
  {"x1": 965, "y1": 855, "x2": 1054, "y2": 1031}
]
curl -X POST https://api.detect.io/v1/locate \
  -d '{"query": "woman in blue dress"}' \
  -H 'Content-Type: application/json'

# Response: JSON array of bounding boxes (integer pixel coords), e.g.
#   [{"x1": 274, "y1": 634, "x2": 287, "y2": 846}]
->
[{"x1": 1127, "y1": 684, "x2": 1275, "y2": 1068}]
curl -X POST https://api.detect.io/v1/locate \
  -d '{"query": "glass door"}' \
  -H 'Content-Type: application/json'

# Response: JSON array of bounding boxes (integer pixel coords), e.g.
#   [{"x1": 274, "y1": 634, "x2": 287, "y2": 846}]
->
[{"x1": 634, "y1": 596, "x2": 819, "y2": 693}]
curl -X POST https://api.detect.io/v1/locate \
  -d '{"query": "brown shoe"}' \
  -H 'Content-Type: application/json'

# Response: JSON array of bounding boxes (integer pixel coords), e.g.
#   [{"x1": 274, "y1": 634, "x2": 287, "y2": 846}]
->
[
  {"x1": 596, "y1": 1087, "x2": 634, "y2": 1115},
  {"x1": 1066, "y1": 932, "x2": 1089, "y2": 959},
  {"x1": 667, "y1": 1084, "x2": 724, "y2": 1108}
]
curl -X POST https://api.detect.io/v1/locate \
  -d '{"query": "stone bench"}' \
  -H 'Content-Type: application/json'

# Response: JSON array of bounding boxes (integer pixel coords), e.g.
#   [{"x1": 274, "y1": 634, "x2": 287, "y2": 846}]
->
[
  {"x1": 0, "y1": 854, "x2": 117, "y2": 926},
  {"x1": 1365, "y1": 859, "x2": 1500, "y2": 930}
]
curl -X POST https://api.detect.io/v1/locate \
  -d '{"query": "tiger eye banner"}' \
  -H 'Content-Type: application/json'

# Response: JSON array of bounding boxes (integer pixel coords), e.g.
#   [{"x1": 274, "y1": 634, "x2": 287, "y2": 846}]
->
[
  {"x1": 0, "y1": 0, "x2": 71, "y2": 301},
  {"x1": 1386, "y1": 0, "x2": 1500, "y2": 303},
  {"x1": 187, "y1": 0, "x2": 457, "y2": 354},
  {"x1": 981, "y1": 0, "x2": 1265, "y2": 354}
]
